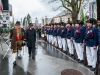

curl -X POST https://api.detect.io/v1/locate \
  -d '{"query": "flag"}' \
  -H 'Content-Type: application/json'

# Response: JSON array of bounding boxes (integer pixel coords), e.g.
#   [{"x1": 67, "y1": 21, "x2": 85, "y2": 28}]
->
[
  {"x1": 82, "y1": 9, "x2": 86, "y2": 24},
  {"x1": 0, "y1": 0, "x2": 3, "y2": 13}
]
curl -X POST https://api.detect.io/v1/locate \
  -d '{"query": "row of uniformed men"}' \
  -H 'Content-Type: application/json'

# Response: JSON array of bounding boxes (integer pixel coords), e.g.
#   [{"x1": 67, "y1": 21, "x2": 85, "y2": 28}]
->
[{"x1": 43, "y1": 18, "x2": 100, "y2": 71}]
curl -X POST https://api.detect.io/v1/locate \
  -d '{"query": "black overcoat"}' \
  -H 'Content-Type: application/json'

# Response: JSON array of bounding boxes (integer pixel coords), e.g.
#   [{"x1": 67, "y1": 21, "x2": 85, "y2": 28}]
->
[{"x1": 26, "y1": 28, "x2": 36, "y2": 47}]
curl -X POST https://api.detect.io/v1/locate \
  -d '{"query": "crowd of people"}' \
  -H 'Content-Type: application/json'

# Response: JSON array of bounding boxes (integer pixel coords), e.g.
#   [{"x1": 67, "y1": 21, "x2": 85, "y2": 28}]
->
[{"x1": 41, "y1": 18, "x2": 100, "y2": 73}]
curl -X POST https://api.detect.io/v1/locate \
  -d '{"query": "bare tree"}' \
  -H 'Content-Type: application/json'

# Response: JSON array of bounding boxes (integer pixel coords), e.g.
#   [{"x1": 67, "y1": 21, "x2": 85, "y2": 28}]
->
[{"x1": 45, "y1": 0, "x2": 82, "y2": 22}]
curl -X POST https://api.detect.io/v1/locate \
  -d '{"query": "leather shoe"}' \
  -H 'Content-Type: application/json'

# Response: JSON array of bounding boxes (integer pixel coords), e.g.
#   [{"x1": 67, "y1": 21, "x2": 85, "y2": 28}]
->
[
  {"x1": 29, "y1": 55, "x2": 31, "y2": 57},
  {"x1": 78, "y1": 60, "x2": 83, "y2": 63},
  {"x1": 76, "y1": 59, "x2": 80, "y2": 62},
  {"x1": 13, "y1": 61, "x2": 16, "y2": 66},
  {"x1": 69, "y1": 54, "x2": 73, "y2": 57},
  {"x1": 18, "y1": 56, "x2": 22, "y2": 59},
  {"x1": 86, "y1": 65, "x2": 92, "y2": 69},
  {"x1": 32, "y1": 57, "x2": 35, "y2": 60},
  {"x1": 90, "y1": 67, "x2": 95, "y2": 71}
]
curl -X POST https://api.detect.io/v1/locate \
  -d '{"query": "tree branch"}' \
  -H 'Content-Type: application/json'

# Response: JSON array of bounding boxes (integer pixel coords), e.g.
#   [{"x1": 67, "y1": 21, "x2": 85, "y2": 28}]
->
[
  {"x1": 53, "y1": 6, "x2": 63, "y2": 11},
  {"x1": 64, "y1": 0, "x2": 72, "y2": 6},
  {"x1": 47, "y1": 0, "x2": 58, "y2": 4},
  {"x1": 60, "y1": 0, "x2": 72, "y2": 13},
  {"x1": 77, "y1": 0, "x2": 82, "y2": 13}
]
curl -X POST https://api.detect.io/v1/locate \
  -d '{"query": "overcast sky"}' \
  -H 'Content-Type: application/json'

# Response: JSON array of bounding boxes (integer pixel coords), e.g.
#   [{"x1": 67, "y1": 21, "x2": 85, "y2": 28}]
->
[{"x1": 9, "y1": 0, "x2": 62, "y2": 23}]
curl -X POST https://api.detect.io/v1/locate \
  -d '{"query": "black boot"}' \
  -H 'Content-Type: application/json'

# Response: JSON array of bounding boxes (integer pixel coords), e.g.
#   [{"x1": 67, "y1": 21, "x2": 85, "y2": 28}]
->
[
  {"x1": 78, "y1": 60, "x2": 84, "y2": 63},
  {"x1": 29, "y1": 55, "x2": 31, "y2": 57},
  {"x1": 13, "y1": 61, "x2": 16, "y2": 66},
  {"x1": 90, "y1": 67, "x2": 95, "y2": 71},
  {"x1": 32, "y1": 56, "x2": 35, "y2": 60}
]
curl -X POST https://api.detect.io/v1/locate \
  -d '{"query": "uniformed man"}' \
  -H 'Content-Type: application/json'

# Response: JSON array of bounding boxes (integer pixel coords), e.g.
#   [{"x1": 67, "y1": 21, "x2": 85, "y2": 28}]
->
[
  {"x1": 49, "y1": 24, "x2": 54, "y2": 44},
  {"x1": 46, "y1": 25, "x2": 49, "y2": 42},
  {"x1": 48, "y1": 24, "x2": 51, "y2": 43},
  {"x1": 71, "y1": 22, "x2": 76, "y2": 48},
  {"x1": 50, "y1": 24, "x2": 54, "y2": 45},
  {"x1": 10, "y1": 21, "x2": 25, "y2": 66},
  {"x1": 97, "y1": 18, "x2": 100, "y2": 45},
  {"x1": 60, "y1": 24, "x2": 67, "y2": 53},
  {"x1": 52, "y1": 23, "x2": 57, "y2": 47},
  {"x1": 57, "y1": 23, "x2": 62, "y2": 49},
  {"x1": 85, "y1": 20, "x2": 98, "y2": 71},
  {"x1": 66, "y1": 22, "x2": 74, "y2": 56},
  {"x1": 74, "y1": 22, "x2": 84, "y2": 63}
]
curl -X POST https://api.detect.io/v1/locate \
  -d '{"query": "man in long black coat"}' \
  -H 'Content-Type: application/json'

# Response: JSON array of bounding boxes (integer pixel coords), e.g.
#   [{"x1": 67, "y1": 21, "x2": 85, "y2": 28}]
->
[{"x1": 26, "y1": 23, "x2": 36, "y2": 60}]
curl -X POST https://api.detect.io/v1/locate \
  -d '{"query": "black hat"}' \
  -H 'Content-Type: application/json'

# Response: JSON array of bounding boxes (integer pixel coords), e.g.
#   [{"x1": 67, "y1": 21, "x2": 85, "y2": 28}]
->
[
  {"x1": 74, "y1": 22, "x2": 79, "y2": 25},
  {"x1": 66, "y1": 21, "x2": 72, "y2": 25},
  {"x1": 29, "y1": 23, "x2": 33, "y2": 26},
  {"x1": 89, "y1": 18, "x2": 97, "y2": 24},
  {"x1": 57, "y1": 23, "x2": 61, "y2": 25},
  {"x1": 15, "y1": 21, "x2": 20, "y2": 25},
  {"x1": 79, "y1": 20, "x2": 84, "y2": 25},
  {"x1": 86, "y1": 20, "x2": 93, "y2": 24}
]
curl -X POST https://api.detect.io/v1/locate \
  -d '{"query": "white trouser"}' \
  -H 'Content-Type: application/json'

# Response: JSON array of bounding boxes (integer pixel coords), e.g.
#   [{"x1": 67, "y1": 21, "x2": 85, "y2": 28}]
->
[
  {"x1": 61, "y1": 38, "x2": 66, "y2": 51},
  {"x1": 67, "y1": 39, "x2": 74, "y2": 54},
  {"x1": 49, "y1": 35, "x2": 51, "y2": 43},
  {"x1": 53, "y1": 37, "x2": 57, "y2": 46},
  {"x1": 12, "y1": 53, "x2": 17, "y2": 62},
  {"x1": 74, "y1": 43, "x2": 84, "y2": 60},
  {"x1": 18, "y1": 50, "x2": 22, "y2": 57},
  {"x1": 52, "y1": 36, "x2": 54, "y2": 45},
  {"x1": 86, "y1": 46, "x2": 97, "y2": 68},
  {"x1": 49, "y1": 35, "x2": 52, "y2": 43},
  {"x1": 58, "y1": 36, "x2": 62, "y2": 48}
]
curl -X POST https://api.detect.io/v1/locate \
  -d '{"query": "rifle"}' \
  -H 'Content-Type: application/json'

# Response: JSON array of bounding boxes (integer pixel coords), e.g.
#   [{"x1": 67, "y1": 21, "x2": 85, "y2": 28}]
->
[{"x1": 95, "y1": 46, "x2": 100, "y2": 75}]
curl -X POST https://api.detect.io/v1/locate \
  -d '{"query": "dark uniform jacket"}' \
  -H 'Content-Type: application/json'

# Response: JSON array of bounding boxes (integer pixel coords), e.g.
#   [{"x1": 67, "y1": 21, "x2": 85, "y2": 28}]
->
[
  {"x1": 74, "y1": 27, "x2": 84, "y2": 43},
  {"x1": 85, "y1": 27, "x2": 98, "y2": 47},
  {"x1": 26, "y1": 28, "x2": 36, "y2": 47},
  {"x1": 52, "y1": 28, "x2": 57, "y2": 37},
  {"x1": 66, "y1": 27, "x2": 74, "y2": 39},
  {"x1": 60, "y1": 27, "x2": 67, "y2": 38},
  {"x1": 57, "y1": 27, "x2": 61, "y2": 36},
  {"x1": 98, "y1": 26, "x2": 100, "y2": 45},
  {"x1": 50, "y1": 28, "x2": 54, "y2": 35}
]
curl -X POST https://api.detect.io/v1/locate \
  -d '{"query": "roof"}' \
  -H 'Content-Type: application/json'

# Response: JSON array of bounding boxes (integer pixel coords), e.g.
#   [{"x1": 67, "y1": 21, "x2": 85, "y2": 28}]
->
[{"x1": 54, "y1": 10, "x2": 71, "y2": 18}]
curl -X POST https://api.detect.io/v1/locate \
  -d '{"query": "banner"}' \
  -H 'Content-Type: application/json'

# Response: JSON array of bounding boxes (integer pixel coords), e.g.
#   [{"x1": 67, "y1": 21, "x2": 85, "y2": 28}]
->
[{"x1": 89, "y1": 2, "x2": 97, "y2": 19}]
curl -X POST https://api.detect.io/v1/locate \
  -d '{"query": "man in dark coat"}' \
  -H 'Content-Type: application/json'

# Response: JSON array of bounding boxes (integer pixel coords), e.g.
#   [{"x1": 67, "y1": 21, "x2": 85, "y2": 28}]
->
[{"x1": 26, "y1": 23, "x2": 36, "y2": 60}]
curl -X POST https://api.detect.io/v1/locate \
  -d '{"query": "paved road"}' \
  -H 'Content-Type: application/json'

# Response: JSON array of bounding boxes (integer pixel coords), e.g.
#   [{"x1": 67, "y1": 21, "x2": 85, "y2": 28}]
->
[{"x1": 0, "y1": 40, "x2": 95, "y2": 75}]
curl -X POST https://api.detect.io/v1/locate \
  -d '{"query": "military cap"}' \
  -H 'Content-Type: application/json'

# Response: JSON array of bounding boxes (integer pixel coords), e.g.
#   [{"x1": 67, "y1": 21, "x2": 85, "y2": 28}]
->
[
  {"x1": 15, "y1": 21, "x2": 20, "y2": 25},
  {"x1": 29, "y1": 23, "x2": 33, "y2": 26},
  {"x1": 89, "y1": 18, "x2": 97, "y2": 24},
  {"x1": 66, "y1": 21, "x2": 72, "y2": 25},
  {"x1": 86, "y1": 20, "x2": 93, "y2": 24},
  {"x1": 57, "y1": 23, "x2": 61, "y2": 25},
  {"x1": 79, "y1": 20, "x2": 84, "y2": 25}
]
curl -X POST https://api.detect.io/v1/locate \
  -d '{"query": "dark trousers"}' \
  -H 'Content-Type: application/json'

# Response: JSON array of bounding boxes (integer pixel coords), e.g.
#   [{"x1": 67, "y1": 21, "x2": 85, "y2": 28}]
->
[{"x1": 28, "y1": 47, "x2": 35, "y2": 57}]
